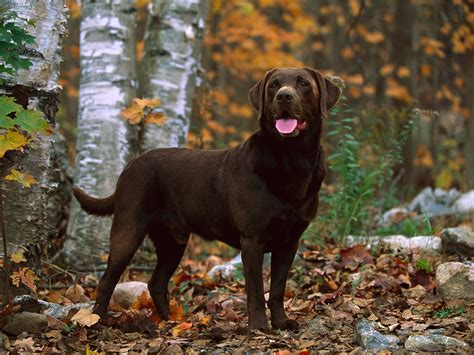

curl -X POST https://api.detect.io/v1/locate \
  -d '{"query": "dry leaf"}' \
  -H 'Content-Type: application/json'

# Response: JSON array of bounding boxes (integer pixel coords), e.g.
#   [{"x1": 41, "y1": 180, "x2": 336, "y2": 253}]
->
[
  {"x1": 171, "y1": 322, "x2": 193, "y2": 337},
  {"x1": 10, "y1": 249, "x2": 27, "y2": 263},
  {"x1": 71, "y1": 308, "x2": 100, "y2": 327}
]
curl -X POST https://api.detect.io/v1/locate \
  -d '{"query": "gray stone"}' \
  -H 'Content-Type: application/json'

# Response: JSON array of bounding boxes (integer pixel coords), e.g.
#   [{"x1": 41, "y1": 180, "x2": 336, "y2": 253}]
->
[
  {"x1": 405, "y1": 335, "x2": 469, "y2": 351},
  {"x1": 441, "y1": 226, "x2": 474, "y2": 257},
  {"x1": 13, "y1": 294, "x2": 94, "y2": 320},
  {"x1": 207, "y1": 253, "x2": 271, "y2": 280},
  {"x1": 347, "y1": 235, "x2": 441, "y2": 252},
  {"x1": 408, "y1": 187, "x2": 459, "y2": 216},
  {"x1": 355, "y1": 319, "x2": 401, "y2": 350},
  {"x1": 2, "y1": 312, "x2": 47, "y2": 336},
  {"x1": 435, "y1": 262, "x2": 474, "y2": 301},
  {"x1": 454, "y1": 190, "x2": 474, "y2": 213},
  {"x1": 381, "y1": 207, "x2": 410, "y2": 226},
  {"x1": 111, "y1": 281, "x2": 150, "y2": 309},
  {"x1": 160, "y1": 344, "x2": 183, "y2": 355}
]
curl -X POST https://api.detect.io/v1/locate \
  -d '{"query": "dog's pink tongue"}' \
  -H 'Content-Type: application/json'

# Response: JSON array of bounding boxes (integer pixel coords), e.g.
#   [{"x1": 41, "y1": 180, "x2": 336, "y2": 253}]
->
[{"x1": 275, "y1": 119, "x2": 298, "y2": 134}]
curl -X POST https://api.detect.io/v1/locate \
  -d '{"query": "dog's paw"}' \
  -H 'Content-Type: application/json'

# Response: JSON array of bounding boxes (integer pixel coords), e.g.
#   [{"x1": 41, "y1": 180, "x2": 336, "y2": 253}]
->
[
  {"x1": 272, "y1": 318, "x2": 299, "y2": 331},
  {"x1": 248, "y1": 319, "x2": 269, "y2": 332}
]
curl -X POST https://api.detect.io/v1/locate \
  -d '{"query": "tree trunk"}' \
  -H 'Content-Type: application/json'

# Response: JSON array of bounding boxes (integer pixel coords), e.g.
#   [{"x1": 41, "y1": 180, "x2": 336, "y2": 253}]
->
[
  {"x1": 464, "y1": 52, "x2": 474, "y2": 189},
  {"x1": 140, "y1": 0, "x2": 209, "y2": 152},
  {"x1": 64, "y1": 0, "x2": 137, "y2": 269},
  {"x1": 0, "y1": 0, "x2": 67, "y2": 259}
]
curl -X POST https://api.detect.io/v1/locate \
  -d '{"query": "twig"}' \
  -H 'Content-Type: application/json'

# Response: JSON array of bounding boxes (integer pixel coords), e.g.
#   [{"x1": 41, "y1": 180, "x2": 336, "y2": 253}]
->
[{"x1": 0, "y1": 178, "x2": 11, "y2": 305}]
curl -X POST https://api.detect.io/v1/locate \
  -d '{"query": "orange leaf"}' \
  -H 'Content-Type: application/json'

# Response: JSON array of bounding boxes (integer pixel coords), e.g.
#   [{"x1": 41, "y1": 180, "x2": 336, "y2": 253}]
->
[
  {"x1": 120, "y1": 102, "x2": 144, "y2": 124},
  {"x1": 143, "y1": 112, "x2": 165, "y2": 125},
  {"x1": 171, "y1": 322, "x2": 192, "y2": 337}
]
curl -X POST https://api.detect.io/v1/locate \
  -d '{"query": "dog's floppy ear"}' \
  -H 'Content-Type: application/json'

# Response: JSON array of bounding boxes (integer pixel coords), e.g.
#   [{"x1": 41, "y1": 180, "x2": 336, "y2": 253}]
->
[
  {"x1": 248, "y1": 69, "x2": 277, "y2": 121},
  {"x1": 304, "y1": 67, "x2": 341, "y2": 118}
]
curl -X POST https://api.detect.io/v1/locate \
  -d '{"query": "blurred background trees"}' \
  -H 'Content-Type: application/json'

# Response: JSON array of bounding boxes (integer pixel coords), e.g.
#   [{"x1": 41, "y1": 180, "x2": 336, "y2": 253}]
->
[{"x1": 59, "y1": 0, "x2": 473, "y2": 194}]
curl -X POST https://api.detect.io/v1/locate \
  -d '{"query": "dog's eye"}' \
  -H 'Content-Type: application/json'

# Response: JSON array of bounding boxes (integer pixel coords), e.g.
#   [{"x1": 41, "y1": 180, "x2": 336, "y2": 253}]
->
[
  {"x1": 269, "y1": 81, "x2": 279, "y2": 89},
  {"x1": 299, "y1": 80, "x2": 308, "y2": 86}
]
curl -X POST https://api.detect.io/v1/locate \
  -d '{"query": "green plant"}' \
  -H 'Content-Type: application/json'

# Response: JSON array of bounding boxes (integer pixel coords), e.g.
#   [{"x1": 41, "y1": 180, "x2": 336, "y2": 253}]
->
[
  {"x1": 318, "y1": 98, "x2": 417, "y2": 245},
  {"x1": 434, "y1": 306, "x2": 465, "y2": 319},
  {"x1": 414, "y1": 258, "x2": 433, "y2": 273},
  {"x1": 0, "y1": 9, "x2": 35, "y2": 80}
]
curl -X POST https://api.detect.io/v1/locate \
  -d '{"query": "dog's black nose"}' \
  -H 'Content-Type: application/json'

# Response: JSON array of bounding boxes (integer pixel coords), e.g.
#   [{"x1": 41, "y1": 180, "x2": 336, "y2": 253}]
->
[{"x1": 276, "y1": 88, "x2": 294, "y2": 102}]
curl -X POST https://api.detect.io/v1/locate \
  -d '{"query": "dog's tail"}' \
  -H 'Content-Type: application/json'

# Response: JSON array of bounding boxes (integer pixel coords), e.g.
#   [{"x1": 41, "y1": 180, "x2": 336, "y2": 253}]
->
[{"x1": 73, "y1": 187, "x2": 115, "y2": 216}]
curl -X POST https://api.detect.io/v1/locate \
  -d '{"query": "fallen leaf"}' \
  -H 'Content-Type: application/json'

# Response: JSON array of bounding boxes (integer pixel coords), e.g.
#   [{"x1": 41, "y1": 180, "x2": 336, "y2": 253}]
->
[
  {"x1": 65, "y1": 284, "x2": 90, "y2": 303},
  {"x1": 71, "y1": 308, "x2": 100, "y2": 327},
  {"x1": 10, "y1": 249, "x2": 27, "y2": 263},
  {"x1": 171, "y1": 322, "x2": 193, "y2": 337}
]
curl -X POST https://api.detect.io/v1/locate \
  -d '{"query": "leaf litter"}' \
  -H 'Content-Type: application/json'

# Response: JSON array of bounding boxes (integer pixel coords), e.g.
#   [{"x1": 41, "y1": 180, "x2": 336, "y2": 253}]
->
[{"x1": 3, "y1": 239, "x2": 473, "y2": 353}]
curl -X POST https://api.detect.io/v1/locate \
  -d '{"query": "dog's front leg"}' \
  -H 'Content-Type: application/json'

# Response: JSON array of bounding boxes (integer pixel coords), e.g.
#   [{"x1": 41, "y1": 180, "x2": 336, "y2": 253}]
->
[
  {"x1": 268, "y1": 239, "x2": 299, "y2": 330},
  {"x1": 240, "y1": 236, "x2": 268, "y2": 331}
]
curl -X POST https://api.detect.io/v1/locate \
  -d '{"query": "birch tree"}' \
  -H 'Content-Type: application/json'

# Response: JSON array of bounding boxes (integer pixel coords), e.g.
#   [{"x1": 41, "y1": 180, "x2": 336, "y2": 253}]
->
[
  {"x1": 141, "y1": 0, "x2": 209, "y2": 152},
  {"x1": 0, "y1": 1, "x2": 67, "y2": 257},
  {"x1": 65, "y1": 0, "x2": 137, "y2": 269}
]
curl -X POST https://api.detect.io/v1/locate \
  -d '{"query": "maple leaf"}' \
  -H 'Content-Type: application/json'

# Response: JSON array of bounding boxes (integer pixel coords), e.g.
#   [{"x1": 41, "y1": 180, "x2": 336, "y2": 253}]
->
[
  {"x1": 10, "y1": 249, "x2": 27, "y2": 263},
  {"x1": 120, "y1": 102, "x2": 144, "y2": 124},
  {"x1": 71, "y1": 308, "x2": 100, "y2": 327},
  {"x1": 143, "y1": 112, "x2": 165, "y2": 125},
  {"x1": 4, "y1": 169, "x2": 37, "y2": 187},
  {"x1": 171, "y1": 322, "x2": 192, "y2": 337},
  {"x1": 12, "y1": 109, "x2": 52, "y2": 135},
  {"x1": 0, "y1": 130, "x2": 28, "y2": 158},
  {"x1": 134, "y1": 97, "x2": 160, "y2": 108},
  {"x1": 10, "y1": 267, "x2": 38, "y2": 292}
]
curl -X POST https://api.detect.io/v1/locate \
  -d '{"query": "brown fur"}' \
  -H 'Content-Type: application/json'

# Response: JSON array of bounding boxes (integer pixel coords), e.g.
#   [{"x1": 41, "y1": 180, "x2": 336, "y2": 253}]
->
[{"x1": 74, "y1": 67, "x2": 340, "y2": 331}]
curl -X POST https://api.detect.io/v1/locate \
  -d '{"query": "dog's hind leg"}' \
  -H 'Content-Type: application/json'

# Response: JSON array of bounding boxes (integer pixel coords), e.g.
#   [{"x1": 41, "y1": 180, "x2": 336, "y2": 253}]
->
[
  {"x1": 94, "y1": 217, "x2": 147, "y2": 318},
  {"x1": 148, "y1": 224, "x2": 187, "y2": 320}
]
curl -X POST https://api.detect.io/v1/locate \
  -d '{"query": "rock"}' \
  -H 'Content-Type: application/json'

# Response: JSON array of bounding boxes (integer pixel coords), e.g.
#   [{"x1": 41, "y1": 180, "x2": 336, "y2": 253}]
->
[
  {"x1": 111, "y1": 281, "x2": 150, "y2": 309},
  {"x1": 355, "y1": 319, "x2": 401, "y2": 350},
  {"x1": 13, "y1": 295, "x2": 94, "y2": 320},
  {"x1": 405, "y1": 335, "x2": 469, "y2": 351},
  {"x1": 436, "y1": 262, "x2": 474, "y2": 301},
  {"x1": 441, "y1": 226, "x2": 474, "y2": 257},
  {"x1": 408, "y1": 187, "x2": 459, "y2": 216},
  {"x1": 454, "y1": 189, "x2": 474, "y2": 213},
  {"x1": 2, "y1": 312, "x2": 48, "y2": 336},
  {"x1": 347, "y1": 235, "x2": 441, "y2": 252},
  {"x1": 381, "y1": 207, "x2": 411, "y2": 225},
  {"x1": 160, "y1": 344, "x2": 183, "y2": 355},
  {"x1": 207, "y1": 253, "x2": 242, "y2": 280}
]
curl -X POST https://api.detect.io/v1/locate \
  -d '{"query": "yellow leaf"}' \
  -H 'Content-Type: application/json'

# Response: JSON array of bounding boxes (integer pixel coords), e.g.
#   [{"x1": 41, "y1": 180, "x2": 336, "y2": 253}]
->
[
  {"x1": 71, "y1": 308, "x2": 100, "y2": 327},
  {"x1": 0, "y1": 131, "x2": 28, "y2": 158},
  {"x1": 171, "y1": 322, "x2": 192, "y2": 337},
  {"x1": 199, "y1": 316, "x2": 211, "y2": 325},
  {"x1": 143, "y1": 112, "x2": 165, "y2": 125},
  {"x1": 120, "y1": 102, "x2": 144, "y2": 124},
  {"x1": 380, "y1": 64, "x2": 394, "y2": 76},
  {"x1": 435, "y1": 169, "x2": 453, "y2": 190},
  {"x1": 5, "y1": 169, "x2": 37, "y2": 188},
  {"x1": 397, "y1": 66, "x2": 410, "y2": 78},
  {"x1": 365, "y1": 31, "x2": 384, "y2": 44},
  {"x1": 10, "y1": 250, "x2": 27, "y2": 264},
  {"x1": 134, "y1": 98, "x2": 160, "y2": 109}
]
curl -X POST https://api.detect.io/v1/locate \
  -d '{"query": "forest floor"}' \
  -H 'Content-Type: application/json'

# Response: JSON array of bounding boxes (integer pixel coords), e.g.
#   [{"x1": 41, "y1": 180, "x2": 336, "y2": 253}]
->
[{"x1": 4, "y1": 229, "x2": 473, "y2": 354}]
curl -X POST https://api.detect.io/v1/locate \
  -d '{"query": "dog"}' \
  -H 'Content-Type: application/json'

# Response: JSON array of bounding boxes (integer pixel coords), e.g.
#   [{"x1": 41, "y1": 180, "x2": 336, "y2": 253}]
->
[{"x1": 73, "y1": 67, "x2": 340, "y2": 331}]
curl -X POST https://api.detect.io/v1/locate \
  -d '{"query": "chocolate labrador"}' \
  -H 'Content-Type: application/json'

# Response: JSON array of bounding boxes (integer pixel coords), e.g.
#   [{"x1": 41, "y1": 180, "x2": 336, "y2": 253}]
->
[{"x1": 73, "y1": 67, "x2": 340, "y2": 331}]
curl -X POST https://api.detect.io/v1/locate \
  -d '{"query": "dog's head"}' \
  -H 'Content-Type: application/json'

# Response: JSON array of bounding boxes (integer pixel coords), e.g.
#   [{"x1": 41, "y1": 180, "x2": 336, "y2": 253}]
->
[{"x1": 249, "y1": 67, "x2": 341, "y2": 139}]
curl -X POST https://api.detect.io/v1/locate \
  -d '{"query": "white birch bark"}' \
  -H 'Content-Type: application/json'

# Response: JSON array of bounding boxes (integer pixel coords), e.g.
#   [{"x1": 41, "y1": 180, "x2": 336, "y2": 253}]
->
[
  {"x1": 0, "y1": 0, "x2": 67, "y2": 255},
  {"x1": 64, "y1": 0, "x2": 137, "y2": 269},
  {"x1": 141, "y1": 0, "x2": 209, "y2": 151}
]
